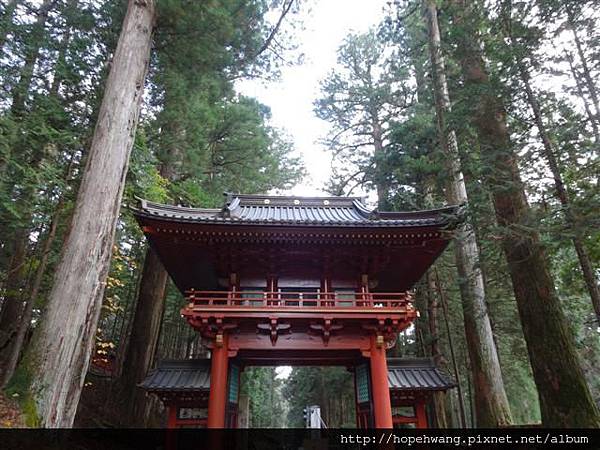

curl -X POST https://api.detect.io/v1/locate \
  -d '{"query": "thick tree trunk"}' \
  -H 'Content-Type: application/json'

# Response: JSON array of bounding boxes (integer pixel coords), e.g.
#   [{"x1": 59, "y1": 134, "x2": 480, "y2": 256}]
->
[
  {"x1": 20, "y1": 0, "x2": 155, "y2": 428},
  {"x1": 118, "y1": 246, "x2": 168, "y2": 426},
  {"x1": 452, "y1": 0, "x2": 600, "y2": 427},
  {"x1": 423, "y1": 0, "x2": 512, "y2": 427},
  {"x1": 117, "y1": 119, "x2": 184, "y2": 425},
  {"x1": 518, "y1": 64, "x2": 600, "y2": 323}
]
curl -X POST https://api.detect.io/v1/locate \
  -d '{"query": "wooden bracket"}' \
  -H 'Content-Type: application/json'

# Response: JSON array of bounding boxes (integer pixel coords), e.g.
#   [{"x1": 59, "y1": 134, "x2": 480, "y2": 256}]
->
[
  {"x1": 270, "y1": 318, "x2": 277, "y2": 345},
  {"x1": 309, "y1": 317, "x2": 342, "y2": 346},
  {"x1": 256, "y1": 318, "x2": 291, "y2": 345},
  {"x1": 362, "y1": 318, "x2": 400, "y2": 348}
]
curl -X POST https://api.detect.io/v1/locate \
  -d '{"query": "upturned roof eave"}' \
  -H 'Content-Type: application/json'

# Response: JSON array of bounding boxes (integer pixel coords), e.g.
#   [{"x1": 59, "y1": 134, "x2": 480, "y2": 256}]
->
[{"x1": 131, "y1": 209, "x2": 459, "y2": 230}]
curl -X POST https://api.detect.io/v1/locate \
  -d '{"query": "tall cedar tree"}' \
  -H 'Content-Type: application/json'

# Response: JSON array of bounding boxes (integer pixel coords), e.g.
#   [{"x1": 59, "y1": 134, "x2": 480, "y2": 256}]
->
[
  {"x1": 314, "y1": 31, "x2": 402, "y2": 209},
  {"x1": 18, "y1": 0, "x2": 156, "y2": 427},
  {"x1": 421, "y1": 0, "x2": 512, "y2": 427},
  {"x1": 449, "y1": 0, "x2": 600, "y2": 427}
]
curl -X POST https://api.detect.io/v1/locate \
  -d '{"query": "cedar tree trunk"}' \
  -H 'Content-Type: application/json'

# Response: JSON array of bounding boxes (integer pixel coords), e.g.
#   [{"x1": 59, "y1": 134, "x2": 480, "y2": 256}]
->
[
  {"x1": 19, "y1": 0, "x2": 155, "y2": 428},
  {"x1": 117, "y1": 116, "x2": 183, "y2": 425},
  {"x1": 423, "y1": 0, "x2": 512, "y2": 427},
  {"x1": 118, "y1": 246, "x2": 168, "y2": 426}
]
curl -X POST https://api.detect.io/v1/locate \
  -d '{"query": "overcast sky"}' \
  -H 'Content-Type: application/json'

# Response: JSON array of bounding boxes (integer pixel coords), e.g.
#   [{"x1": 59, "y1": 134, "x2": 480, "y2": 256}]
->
[{"x1": 236, "y1": 0, "x2": 389, "y2": 198}]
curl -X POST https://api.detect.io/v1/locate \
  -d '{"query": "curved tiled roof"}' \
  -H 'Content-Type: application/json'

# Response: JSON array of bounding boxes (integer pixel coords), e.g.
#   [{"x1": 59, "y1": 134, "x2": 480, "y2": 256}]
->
[
  {"x1": 140, "y1": 359, "x2": 211, "y2": 392},
  {"x1": 133, "y1": 194, "x2": 463, "y2": 228},
  {"x1": 387, "y1": 358, "x2": 456, "y2": 391}
]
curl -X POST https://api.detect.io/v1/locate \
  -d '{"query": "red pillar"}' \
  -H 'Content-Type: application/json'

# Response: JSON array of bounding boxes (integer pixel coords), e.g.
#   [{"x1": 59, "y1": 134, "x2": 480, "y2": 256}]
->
[
  {"x1": 369, "y1": 335, "x2": 393, "y2": 428},
  {"x1": 207, "y1": 334, "x2": 229, "y2": 428},
  {"x1": 415, "y1": 401, "x2": 428, "y2": 429},
  {"x1": 167, "y1": 404, "x2": 178, "y2": 428},
  {"x1": 165, "y1": 405, "x2": 178, "y2": 450}
]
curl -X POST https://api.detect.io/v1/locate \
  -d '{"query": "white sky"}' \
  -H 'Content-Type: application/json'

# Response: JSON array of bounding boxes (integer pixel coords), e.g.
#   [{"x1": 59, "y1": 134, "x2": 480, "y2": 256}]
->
[{"x1": 236, "y1": 0, "x2": 389, "y2": 198}]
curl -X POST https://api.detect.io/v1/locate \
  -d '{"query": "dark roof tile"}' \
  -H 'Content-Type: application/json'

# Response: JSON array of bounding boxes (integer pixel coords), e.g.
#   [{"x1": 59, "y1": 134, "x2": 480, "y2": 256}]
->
[
  {"x1": 387, "y1": 358, "x2": 456, "y2": 391},
  {"x1": 139, "y1": 359, "x2": 211, "y2": 392}
]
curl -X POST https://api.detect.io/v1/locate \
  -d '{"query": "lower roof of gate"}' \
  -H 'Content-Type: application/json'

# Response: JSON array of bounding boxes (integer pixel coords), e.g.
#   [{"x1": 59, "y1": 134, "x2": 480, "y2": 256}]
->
[{"x1": 139, "y1": 357, "x2": 456, "y2": 393}]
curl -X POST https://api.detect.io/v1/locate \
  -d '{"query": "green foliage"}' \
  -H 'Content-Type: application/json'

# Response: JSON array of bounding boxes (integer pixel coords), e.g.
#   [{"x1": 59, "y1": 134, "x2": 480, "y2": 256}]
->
[
  {"x1": 241, "y1": 367, "x2": 287, "y2": 427},
  {"x1": 314, "y1": 28, "x2": 409, "y2": 206},
  {"x1": 283, "y1": 367, "x2": 355, "y2": 428}
]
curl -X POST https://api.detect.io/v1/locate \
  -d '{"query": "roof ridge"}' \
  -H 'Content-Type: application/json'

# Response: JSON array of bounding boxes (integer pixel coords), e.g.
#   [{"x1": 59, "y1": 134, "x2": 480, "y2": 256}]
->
[{"x1": 226, "y1": 192, "x2": 364, "y2": 200}]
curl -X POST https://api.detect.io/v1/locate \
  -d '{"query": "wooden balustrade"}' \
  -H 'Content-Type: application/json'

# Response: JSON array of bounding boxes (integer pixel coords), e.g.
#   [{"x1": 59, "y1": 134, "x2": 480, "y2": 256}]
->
[{"x1": 184, "y1": 290, "x2": 413, "y2": 310}]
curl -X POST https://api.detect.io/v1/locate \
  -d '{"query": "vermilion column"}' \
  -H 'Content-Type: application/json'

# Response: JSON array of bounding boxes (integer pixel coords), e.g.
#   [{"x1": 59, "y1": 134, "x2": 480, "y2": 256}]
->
[
  {"x1": 207, "y1": 334, "x2": 229, "y2": 428},
  {"x1": 167, "y1": 404, "x2": 177, "y2": 428},
  {"x1": 165, "y1": 405, "x2": 178, "y2": 450},
  {"x1": 369, "y1": 335, "x2": 393, "y2": 428},
  {"x1": 415, "y1": 402, "x2": 428, "y2": 429}
]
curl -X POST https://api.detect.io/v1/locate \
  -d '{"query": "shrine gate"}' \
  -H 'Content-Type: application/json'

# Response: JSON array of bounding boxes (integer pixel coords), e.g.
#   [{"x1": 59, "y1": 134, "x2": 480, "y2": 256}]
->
[{"x1": 133, "y1": 194, "x2": 459, "y2": 428}]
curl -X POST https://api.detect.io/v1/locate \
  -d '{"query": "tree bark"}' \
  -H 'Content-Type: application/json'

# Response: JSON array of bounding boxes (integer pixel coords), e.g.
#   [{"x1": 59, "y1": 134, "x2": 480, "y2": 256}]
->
[
  {"x1": 116, "y1": 81, "x2": 188, "y2": 424},
  {"x1": 423, "y1": 0, "x2": 512, "y2": 427},
  {"x1": 517, "y1": 62, "x2": 600, "y2": 323},
  {"x1": 20, "y1": 0, "x2": 155, "y2": 428},
  {"x1": 451, "y1": 0, "x2": 600, "y2": 427},
  {"x1": 118, "y1": 246, "x2": 168, "y2": 426}
]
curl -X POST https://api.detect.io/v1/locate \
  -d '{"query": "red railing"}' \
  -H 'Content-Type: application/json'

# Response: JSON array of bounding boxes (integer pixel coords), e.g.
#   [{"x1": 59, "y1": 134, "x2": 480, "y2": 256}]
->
[{"x1": 184, "y1": 290, "x2": 413, "y2": 309}]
